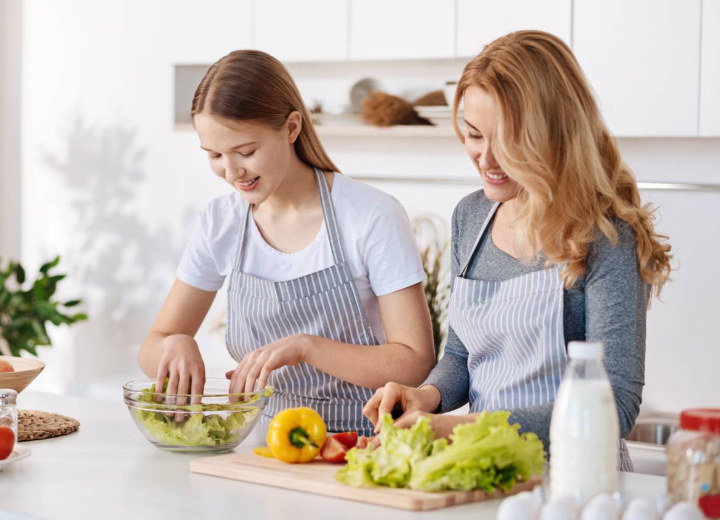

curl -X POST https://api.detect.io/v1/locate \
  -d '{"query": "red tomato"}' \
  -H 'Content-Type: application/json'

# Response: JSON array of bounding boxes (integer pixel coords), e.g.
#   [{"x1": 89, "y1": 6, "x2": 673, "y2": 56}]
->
[
  {"x1": 0, "y1": 426, "x2": 15, "y2": 460},
  {"x1": 331, "y1": 431, "x2": 358, "y2": 450},
  {"x1": 320, "y1": 436, "x2": 348, "y2": 463},
  {"x1": 355, "y1": 435, "x2": 371, "y2": 450}
]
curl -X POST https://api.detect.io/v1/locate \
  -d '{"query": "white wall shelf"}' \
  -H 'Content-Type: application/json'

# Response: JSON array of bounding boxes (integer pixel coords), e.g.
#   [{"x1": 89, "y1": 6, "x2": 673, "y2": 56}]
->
[
  {"x1": 174, "y1": 122, "x2": 459, "y2": 138},
  {"x1": 316, "y1": 124, "x2": 457, "y2": 138}
]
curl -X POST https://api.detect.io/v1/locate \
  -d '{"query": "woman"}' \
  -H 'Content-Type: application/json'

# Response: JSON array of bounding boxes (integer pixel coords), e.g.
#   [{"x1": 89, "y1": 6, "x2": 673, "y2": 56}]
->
[
  {"x1": 363, "y1": 31, "x2": 672, "y2": 468},
  {"x1": 138, "y1": 50, "x2": 435, "y2": 435}
]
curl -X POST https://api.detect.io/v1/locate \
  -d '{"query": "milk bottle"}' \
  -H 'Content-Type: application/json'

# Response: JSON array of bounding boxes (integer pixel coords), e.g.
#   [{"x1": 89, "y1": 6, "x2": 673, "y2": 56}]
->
[{"x1": 549, "y1": 341, "x2": 619, "y2": 504}]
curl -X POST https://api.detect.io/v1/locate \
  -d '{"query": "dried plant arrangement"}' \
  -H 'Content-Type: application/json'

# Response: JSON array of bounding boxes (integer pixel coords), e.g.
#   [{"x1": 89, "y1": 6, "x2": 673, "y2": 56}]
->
[{"x1": 412, "y1": 215, "x2": 451, "y2": 360}]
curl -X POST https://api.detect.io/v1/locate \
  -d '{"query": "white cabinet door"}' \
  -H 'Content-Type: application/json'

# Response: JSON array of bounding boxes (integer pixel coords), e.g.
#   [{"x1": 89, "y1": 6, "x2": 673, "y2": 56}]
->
[
  {"x1": 164, "y1": 0, "x2": 253, "y2": 63},
  {"x1": 253, "y1": 0, "x2": 349, "y2": 62},
  {"x1": 456, "y1": 0, "x2": 571, "y2": 57},
  {"x1": 349, "y1": 0, "x2": 455, "y2": 60},
  {"x1": 700, "y1": 0, "x2": 720, "y2": 136},
  {"x1": 573, "y1": 0, "x2": 701, "y2": 137},
  {"x1": 642, "y1": 188, "x2": 720, "y2": 412}
]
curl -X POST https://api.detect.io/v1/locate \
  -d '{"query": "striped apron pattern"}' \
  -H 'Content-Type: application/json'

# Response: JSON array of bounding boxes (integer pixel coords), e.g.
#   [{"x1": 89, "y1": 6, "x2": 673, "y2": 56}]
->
[
  {"x1": 449, "y1": 201, "x2": 633, "y2": 471},
  {"x1": 225, "y1": 168, "x2": 376, "y2": 435}
]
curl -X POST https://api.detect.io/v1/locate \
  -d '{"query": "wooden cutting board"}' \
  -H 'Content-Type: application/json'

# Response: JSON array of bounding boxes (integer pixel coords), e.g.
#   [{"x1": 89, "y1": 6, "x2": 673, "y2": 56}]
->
[{"x1": 190, "y1": 452, "x2": 541, "y2": 511}]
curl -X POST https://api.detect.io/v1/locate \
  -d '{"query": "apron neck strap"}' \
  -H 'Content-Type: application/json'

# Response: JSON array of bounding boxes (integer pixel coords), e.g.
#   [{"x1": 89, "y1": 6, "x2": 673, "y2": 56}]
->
[
  {"x1": 314, "y1": 168, "x2": 346, "y2": 265},
  {"x1": 459, "y1": 201, "x2": 500, "y2": 277},
  {"x1": 237, "y1": 199, "x2": 252, "y2": 271},
  {"x1": 236, "y1": 168, "x2": 346, "y2": 268}
]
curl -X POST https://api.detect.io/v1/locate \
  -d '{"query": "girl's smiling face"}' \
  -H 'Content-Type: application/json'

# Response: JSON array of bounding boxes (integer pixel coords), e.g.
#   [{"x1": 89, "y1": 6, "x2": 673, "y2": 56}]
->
[
  {"x1": 462, "y1": 86, "x2": 520, "y2": 203},
  {"x1": 193, "y1": 112, "x2": 301, "y2": 204}
]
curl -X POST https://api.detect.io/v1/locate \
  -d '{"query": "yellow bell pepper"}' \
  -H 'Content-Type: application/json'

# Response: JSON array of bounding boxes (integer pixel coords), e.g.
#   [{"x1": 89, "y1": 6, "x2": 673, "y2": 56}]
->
[{"x1": 266, "y1": 407, "x2": 326, "y2": 463}]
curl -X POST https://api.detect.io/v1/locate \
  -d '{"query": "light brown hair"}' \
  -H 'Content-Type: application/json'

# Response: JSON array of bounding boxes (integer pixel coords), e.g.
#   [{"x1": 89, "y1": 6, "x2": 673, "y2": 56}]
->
[
  {"x1": 452, "y1": 31, "x2": 671, "y2": 300},
  {"x1": 192, "y1": 50, "x2": 338, "y2": 172}
]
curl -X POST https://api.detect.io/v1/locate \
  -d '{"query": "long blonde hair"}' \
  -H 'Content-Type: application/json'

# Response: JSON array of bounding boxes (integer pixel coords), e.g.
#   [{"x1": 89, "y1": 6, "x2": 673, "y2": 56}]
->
[
  {"x1": 192, "y1": 50, "x2": 338, "y2": 173},
  {"x1": 452, "y1": 31, "x2": 671, "y2": 301}
]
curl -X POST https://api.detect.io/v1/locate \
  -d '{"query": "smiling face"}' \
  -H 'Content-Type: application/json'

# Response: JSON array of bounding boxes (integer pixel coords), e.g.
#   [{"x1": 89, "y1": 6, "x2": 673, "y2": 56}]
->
[
  {"x1": 193, "y1": 112, "x2": 301, "y2": 205},
  {"x1": 462, "y1": 86, "x2": 520, "y2": 203}
]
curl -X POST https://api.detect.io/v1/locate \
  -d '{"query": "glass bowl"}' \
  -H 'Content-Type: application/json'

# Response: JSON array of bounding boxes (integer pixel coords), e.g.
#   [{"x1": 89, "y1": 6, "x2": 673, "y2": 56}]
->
[{"x1": 123, "y1": 378, "x2": 272, "y2": 453}]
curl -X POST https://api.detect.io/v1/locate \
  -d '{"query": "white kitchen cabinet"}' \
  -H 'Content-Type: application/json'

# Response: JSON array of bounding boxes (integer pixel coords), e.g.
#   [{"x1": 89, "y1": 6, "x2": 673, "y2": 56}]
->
[
  {"x1": 456, "y1": 0, "x2": 571, "y2": 57},
  {"x1": 642, "y1": 188, "x2": 720, "y2": 412},
  {"x1": 573, "y1": 0, "x2": 701, "y2": 137},
  {"x1": 253, "y1": 0, "x2": 349, "y2": 62},
  {"x1": 700, "y1": 0, "x2": 720, "y2": 136},
  {"x1": 162, "y1": 0, "x2": 253, "y2": 63},
  {"x1": 349, "y1": 0, "x2": 455, "y2": 60}
]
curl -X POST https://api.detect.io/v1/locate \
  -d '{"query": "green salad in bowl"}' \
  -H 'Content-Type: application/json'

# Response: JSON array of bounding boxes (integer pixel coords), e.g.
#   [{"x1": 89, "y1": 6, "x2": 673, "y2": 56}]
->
[{"x1": 123, "y1": 378, "x2": 273, "y2": 452}]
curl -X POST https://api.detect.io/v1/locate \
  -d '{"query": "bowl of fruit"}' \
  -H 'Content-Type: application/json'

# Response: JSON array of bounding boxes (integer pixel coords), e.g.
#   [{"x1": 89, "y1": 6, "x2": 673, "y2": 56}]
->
[{"x1": 0, "y1": 355, "x2": 45, "y2": 394}]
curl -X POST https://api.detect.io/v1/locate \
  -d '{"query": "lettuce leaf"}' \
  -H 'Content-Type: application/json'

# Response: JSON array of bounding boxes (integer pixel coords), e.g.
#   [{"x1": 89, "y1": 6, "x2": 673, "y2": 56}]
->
[{"x1": 336, "y1": 410, "x2": 545, "y2": 492}]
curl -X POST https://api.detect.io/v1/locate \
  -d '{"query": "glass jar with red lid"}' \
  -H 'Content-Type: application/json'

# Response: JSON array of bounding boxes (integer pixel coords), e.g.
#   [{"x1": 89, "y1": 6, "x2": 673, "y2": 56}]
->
[{"x1": 667, "y1": 408, "x2": 720, "y2": 518}]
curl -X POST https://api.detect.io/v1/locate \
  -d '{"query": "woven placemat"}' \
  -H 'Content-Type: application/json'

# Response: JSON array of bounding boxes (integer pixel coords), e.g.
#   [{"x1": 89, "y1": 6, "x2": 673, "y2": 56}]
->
[{"x1": 18, "y1": 410, "x2": 80, "y2": 441}]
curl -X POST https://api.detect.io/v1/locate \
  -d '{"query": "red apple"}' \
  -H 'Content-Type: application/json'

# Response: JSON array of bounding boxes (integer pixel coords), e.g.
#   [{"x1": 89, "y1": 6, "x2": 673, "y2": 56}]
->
[{"x1": 0, "y1": 359, "x2": 15, "y2": 373}]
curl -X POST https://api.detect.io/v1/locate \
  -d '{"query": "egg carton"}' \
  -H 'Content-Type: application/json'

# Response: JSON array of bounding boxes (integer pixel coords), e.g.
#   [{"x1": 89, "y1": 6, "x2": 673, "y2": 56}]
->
[{"x1": 498, "y1": 486, "x2": 706, "y2": 520}]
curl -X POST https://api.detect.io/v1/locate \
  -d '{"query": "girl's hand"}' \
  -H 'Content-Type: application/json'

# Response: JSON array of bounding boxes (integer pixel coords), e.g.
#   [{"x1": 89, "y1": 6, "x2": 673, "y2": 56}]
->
[
  {"x1": 154, "y1": 334, "x2": 206, "y2": 414},
  {"x1": 363, "y1": 382, "x2": 441, "y2": 433},
  {"x1": 226, "y1": 334, "x2": 310, "y2": 396}
]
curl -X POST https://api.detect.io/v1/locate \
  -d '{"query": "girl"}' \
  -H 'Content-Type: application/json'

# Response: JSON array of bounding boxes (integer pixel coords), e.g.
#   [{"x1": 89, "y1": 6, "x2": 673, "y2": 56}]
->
[
  {"x1": 138, "y1": 50, "x2": 435, "y2": 435},
  {"x1": 363, "y1": 31, "x2": 672, "y2": 468}
]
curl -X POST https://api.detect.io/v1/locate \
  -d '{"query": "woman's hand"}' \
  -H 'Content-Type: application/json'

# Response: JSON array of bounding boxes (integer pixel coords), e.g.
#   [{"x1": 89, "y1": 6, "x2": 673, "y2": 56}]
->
[
  {"x1": 140, "y1": 279, "x2": 215, "y2": 402},
  {"x1": 363, "y1": 382, "x2": 442, "y2": 433},
  {"x1": 226, "y1": 334, "x2": 310, "y2": 395},
  {"x1": 392, "y1": 411, "x2": 470, "y2": 440},
  {"x1": 154, "y1": 334, "x2": 206, "y2": 416},
  {"x1": 155, "y1": 334, "x2": 206, "y2": 396}
]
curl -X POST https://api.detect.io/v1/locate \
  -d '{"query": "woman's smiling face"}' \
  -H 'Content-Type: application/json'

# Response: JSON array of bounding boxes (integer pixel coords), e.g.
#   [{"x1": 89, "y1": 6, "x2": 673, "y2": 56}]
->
[
  {"x1": 193, "y1": 112, "x2": 298, "y2": 204},
  {"x1": 462, "y1": 86, "x2": 520, "y2": 203}
]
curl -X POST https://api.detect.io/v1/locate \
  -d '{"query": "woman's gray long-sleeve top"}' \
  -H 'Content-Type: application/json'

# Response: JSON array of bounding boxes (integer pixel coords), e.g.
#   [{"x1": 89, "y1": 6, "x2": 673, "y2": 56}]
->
[{"x1": 422, "y1": 190, "x2": 649, "y2": 449}]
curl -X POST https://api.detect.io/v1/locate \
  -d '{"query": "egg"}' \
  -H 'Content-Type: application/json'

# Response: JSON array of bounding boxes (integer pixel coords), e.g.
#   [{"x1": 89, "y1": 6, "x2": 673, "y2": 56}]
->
[
  {"x1": 621, "y1": 497, "x2": 660, "y2": 520},
  {"x1": 581, "y1": 493, "x2": 619, "y2": 520},
  {"x1": 497, "y1": 495, "x2": 537, "y2": 520},
  {"x1": 662, "y1": 502, "x2": 705, "y2": 520},
  {"x1": 516, "y1": 490, "x2": 543, "y2": 518},
  {"x1": 540, "y1": 496, "x2": 580, "y2": 520}
]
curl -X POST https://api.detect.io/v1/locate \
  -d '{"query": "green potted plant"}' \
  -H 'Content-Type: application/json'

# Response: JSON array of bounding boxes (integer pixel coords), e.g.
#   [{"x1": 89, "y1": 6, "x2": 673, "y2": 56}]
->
[{"x1": 0, "y1": 256, "x2": 87, "y2": 357}]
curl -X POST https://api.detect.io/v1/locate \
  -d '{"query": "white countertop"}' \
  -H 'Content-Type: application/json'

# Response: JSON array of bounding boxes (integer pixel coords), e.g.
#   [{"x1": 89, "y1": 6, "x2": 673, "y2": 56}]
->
[{"x1": 0, "y1": 391, "x2": 666, "y2": 520}]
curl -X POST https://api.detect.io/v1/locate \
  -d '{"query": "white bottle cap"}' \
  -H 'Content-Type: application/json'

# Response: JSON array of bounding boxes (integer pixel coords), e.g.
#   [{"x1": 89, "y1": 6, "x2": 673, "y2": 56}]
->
[{"x1": 568, "y1": 341, "x2": 604, "y2": 360}]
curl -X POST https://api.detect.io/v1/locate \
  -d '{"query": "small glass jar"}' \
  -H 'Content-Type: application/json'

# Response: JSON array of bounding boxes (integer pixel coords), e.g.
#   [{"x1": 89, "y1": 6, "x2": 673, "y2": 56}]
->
[
  {"x1": 0, "y1": 388, "x2": 18, "y2": 451},
  {"x1": 667, "y1": 408, "x2": 720, "y2": 519}
]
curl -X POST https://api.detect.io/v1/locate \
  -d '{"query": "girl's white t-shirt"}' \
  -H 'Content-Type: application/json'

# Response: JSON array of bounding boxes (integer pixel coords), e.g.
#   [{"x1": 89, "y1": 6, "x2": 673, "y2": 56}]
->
[{"x1": 176, "y1": 173, "x2": 426, "y2": 343}]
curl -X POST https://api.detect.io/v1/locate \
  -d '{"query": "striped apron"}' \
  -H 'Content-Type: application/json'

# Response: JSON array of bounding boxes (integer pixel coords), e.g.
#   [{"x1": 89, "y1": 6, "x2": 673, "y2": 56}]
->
[
  {"x1": 225, "y1": 168, "x2": 376, "y2": 435},
  {"x1": 449, "y1": 201, "x2": 633, "y2": 471}
]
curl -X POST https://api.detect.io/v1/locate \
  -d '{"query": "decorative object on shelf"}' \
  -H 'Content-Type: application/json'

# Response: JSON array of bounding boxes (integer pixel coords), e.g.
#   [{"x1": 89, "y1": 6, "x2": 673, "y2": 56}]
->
[
  {"x1": 443, "y1": 81, "x2": 458, "y2": 107},
  {"x1": 0, "y1": 256, "x2": 87, "y2": 357},
  {"x1": 363, "y1": 91, "x2": 433, "y2": 126},
  {"x1": 411, "y1": 215, "x2": 450, "y2": 360},
  {"x1": 414, "y1": 105, "x2": 463, "y2": 126},
  {"x1": 413, "y1": 90, "x2": 447, "y2": 107},
  {"x1": 309, "y1": 100, "x2": 323, "y2": 114},
  {"x1": 349, "y1": 77, "x2": 382, "y2": 113},
  {"x1": 363, "y1": 88, "x2": 452, "y2": 127}
]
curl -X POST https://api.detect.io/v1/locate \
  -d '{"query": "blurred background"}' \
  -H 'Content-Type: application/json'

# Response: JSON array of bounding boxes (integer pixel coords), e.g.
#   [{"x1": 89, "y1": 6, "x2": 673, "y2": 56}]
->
[{"x1": 1, "y1": 0, "x2": 718, "y2": 417}]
